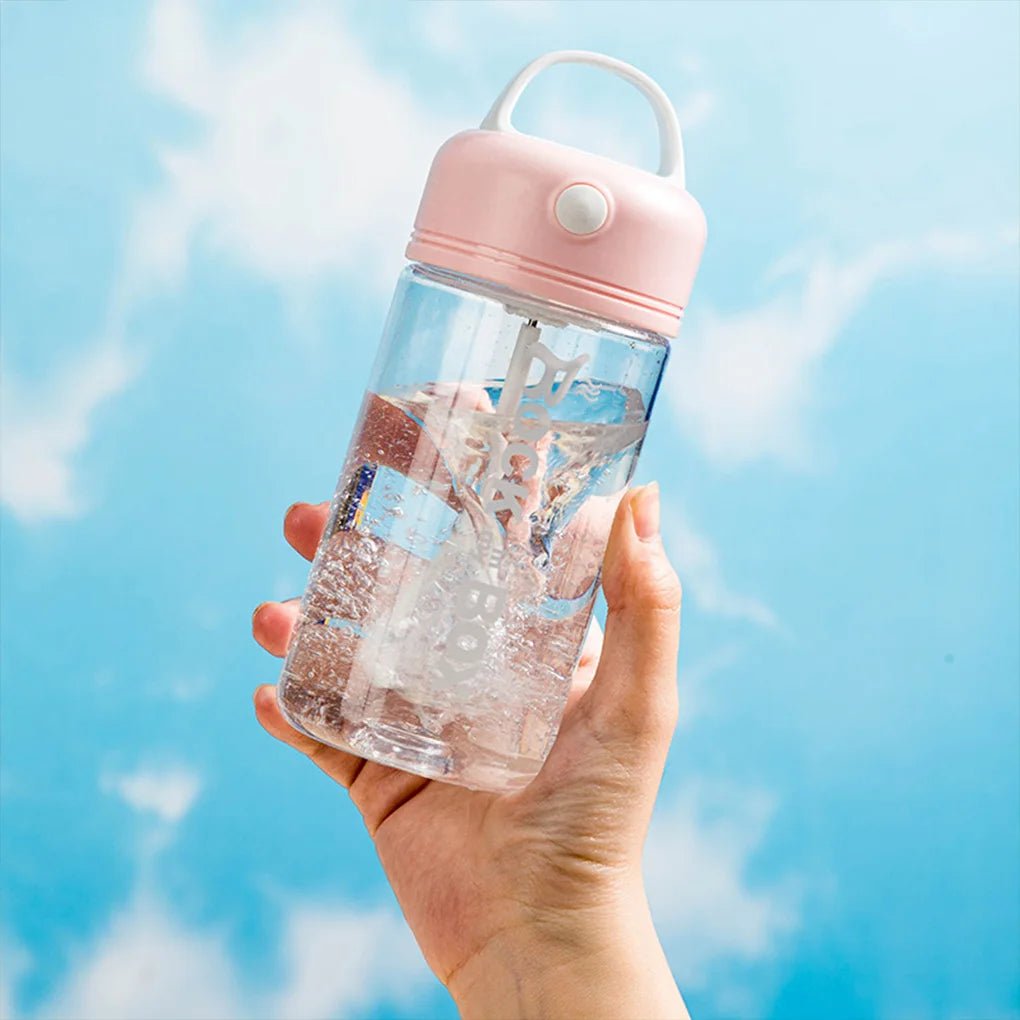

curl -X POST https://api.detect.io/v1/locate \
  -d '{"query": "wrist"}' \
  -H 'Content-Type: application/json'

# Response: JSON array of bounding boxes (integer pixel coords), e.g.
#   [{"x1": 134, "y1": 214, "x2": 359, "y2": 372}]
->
[{"x1": 448, "y1": 893, "x2": 687, "y2": 1020}]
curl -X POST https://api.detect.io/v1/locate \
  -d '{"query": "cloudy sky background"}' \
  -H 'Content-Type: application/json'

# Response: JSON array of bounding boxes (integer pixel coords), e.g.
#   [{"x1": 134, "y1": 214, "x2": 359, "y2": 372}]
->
[{"x1": 2, "y1": 2, "x2": 1018, "y2": 1018}]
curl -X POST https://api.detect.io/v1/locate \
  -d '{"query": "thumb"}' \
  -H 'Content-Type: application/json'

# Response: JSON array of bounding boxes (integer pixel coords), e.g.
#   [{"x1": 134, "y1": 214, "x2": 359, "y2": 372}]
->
[{"x1": 579, "y1": 482, "x2": 682, "y2": 754}]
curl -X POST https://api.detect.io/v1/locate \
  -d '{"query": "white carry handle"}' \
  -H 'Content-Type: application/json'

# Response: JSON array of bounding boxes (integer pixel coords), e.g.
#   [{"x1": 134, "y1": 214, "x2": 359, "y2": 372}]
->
[{"x1": 481, "y1": 50, "x2": 686, "y2": 187}]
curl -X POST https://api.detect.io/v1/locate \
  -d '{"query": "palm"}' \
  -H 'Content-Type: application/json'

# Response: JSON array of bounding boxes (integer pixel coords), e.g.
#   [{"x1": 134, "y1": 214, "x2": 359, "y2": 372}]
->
[{"x1": 257, "y1": 608, "x2": 642, "y2": 984}]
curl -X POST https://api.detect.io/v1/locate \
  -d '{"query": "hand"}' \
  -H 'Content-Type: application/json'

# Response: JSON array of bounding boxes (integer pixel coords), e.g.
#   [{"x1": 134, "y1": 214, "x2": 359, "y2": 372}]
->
[{"x1": 253, "y1": 483, "x2": 688, "y2": 1019}]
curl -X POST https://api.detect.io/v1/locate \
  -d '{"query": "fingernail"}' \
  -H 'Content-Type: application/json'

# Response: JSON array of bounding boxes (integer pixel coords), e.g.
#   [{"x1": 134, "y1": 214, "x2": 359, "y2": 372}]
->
[
  {"x1": 631, "y1": 482, "x2": 660, "y2": 541},
  {"x1": 252, "y1": 602, "x2": 270, "y2": 625},
  {"x1": 284, "y1": 502, "x2": 306, "y2": 522}
]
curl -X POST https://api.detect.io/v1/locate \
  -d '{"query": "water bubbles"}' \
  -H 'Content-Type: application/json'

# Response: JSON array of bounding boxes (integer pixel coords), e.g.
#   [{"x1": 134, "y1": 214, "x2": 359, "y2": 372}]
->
[{"x1": 279, "y1": 384, "x2": 647, "y2": 790}]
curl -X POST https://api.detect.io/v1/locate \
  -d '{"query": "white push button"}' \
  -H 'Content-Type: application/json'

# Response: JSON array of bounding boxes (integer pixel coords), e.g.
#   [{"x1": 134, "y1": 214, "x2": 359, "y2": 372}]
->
[{"x1": 554, "y1": 184, "x2": 608, "y2": 235}]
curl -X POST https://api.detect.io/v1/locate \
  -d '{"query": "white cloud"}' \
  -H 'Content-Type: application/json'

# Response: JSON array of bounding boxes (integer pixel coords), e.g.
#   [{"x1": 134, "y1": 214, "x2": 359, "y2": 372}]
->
[
  {"x1": 670, "y1": 228, "x2": 1019, "y2": 468},
  {"x1": 0, "y1": 346, "x2": 135, "y2": 523},
  {"x1": 420, "y1": 1, "x2": 466, "y2": 58},
  {"x1": 678, "y1": 644, "x2": 741, "y2": 728},
  {"x1": 676, "y1": 88, "x2": 717, "y2": 131},
  {"x1": 40, "y1": 893, "x2": 240, "y2": 1020},
  {"x1": 666, "y1": 510, "x2": 776, "y2": 628},
  {"x1": 646, "y1": 780, "x2": 799, "y2": 991},
  {"x1": 419, "y1": 1, "x2": 555, "y2": 63},
  {"x1": 102, "y1": 766, "x2": 202, "y2": 824},
  {"x1": 272, "y1": 904, "x2": 431, "y2": 1019},
  {"x1": 486, "y1": 0, "x2": 554, "y2": 22},
  {"x1": 0, "y1": 940, "x2": 29, "y2": 1020},
  {"x1": 154, "y1": 672, "x2": 212, "y2": 703},
  {"x1": 19, "y1": 890, "x2": 431, "y2": 1020},
  {"x1": 134, "y1": 0, "x2": 456, "y2": 297},
  {"x1": 10, "y1": 756, "x2": 429, "y2": 1019}
]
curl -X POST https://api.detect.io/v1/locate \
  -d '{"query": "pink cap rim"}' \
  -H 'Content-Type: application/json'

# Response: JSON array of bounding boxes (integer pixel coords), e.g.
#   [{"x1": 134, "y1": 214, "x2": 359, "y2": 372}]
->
[{"x1": 408, "y1": 226, "x2": 682, "y2": 334}]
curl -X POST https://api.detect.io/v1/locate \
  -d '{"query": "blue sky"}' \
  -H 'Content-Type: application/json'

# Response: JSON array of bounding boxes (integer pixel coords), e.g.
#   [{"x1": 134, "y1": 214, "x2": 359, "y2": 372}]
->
[{"x1": 1, "y1": 2, "x2": 1018, "y2": 1018}]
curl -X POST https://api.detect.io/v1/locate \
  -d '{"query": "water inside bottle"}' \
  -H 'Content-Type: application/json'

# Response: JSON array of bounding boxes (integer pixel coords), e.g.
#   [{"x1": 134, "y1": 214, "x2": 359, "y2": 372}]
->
[{"x1": 279, "y1": 377, "x2": 648, "y2": 791}]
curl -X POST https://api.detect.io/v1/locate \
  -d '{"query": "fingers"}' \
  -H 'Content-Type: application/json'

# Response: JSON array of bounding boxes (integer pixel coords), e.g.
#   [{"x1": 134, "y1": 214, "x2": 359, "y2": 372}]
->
[
  {"x1": 252, "y1": 599, "x2": 300, "y2": 657},
  {"x1": 253, "y1": 684, "x2": 364, "y2": 789},
  {"x1": 284, "y1": 501, "x2": 330, "y2": 561},
  {"x1": 578, "y1": 483, "x2": 681, "y2": 751},
  {"x1": 254, "y1": 502, "x2": 327, "y2": 659}
]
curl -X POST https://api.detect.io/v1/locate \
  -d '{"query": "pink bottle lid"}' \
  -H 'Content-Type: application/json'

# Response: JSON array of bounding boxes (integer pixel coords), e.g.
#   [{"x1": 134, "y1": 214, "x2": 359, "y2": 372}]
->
[{"x1": 407, "y1": 51, "x2": 707, "y2": 338}]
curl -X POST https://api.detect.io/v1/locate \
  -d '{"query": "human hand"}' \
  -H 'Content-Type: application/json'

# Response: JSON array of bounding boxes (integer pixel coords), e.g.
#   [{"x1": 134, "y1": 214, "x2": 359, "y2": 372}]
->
[{"x1": 253, "y1": 483, "x2": 688, "y2": 1019}]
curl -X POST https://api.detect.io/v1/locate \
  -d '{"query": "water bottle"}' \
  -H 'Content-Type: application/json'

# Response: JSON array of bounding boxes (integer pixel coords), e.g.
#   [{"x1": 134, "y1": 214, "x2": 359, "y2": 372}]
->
[{"x1": 279, "y1": 51, "x2": 706, "y2": 792}]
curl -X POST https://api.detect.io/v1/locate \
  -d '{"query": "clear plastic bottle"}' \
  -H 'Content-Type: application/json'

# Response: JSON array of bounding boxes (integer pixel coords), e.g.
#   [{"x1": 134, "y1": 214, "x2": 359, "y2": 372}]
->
[{"x1": 278, "y1": 51, "x2": 706, "y2": 792}]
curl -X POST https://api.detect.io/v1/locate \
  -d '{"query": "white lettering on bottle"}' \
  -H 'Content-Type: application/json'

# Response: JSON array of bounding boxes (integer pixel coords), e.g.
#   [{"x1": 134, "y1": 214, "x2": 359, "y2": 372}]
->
[{"x1": 480, "y1": 476, "x2": 529, "y2": 519}]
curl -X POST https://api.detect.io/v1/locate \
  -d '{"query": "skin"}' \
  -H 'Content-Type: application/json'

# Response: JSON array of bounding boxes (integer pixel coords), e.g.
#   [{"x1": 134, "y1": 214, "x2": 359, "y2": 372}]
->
[{"x1": 253, "y1": 482, "x2": 689, "y2": 1018}]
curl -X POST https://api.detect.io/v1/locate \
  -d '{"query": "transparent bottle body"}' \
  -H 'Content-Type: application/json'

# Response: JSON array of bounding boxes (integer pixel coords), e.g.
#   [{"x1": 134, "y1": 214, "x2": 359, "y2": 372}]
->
[{"x1": 279, "y1": 263, "x2": 670, "y2": 791}]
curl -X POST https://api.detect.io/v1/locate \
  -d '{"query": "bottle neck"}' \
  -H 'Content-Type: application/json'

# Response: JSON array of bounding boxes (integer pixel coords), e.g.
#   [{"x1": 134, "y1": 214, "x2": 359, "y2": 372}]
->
[{"x1": 407, "y1": 261, "x2": 671, "y2": 349}]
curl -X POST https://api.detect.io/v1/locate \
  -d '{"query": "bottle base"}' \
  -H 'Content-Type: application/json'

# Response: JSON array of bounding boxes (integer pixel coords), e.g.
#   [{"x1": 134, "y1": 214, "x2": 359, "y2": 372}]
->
[{"x1": 278, "y1": 699, "x2": 542, "y2": 794}]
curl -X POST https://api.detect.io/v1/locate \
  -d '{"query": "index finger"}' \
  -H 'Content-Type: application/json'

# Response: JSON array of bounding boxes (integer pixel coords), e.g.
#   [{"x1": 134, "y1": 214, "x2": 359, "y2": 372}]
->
[{"x1": 254, "y1": 684, "x2": 364, "y2": 789}]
